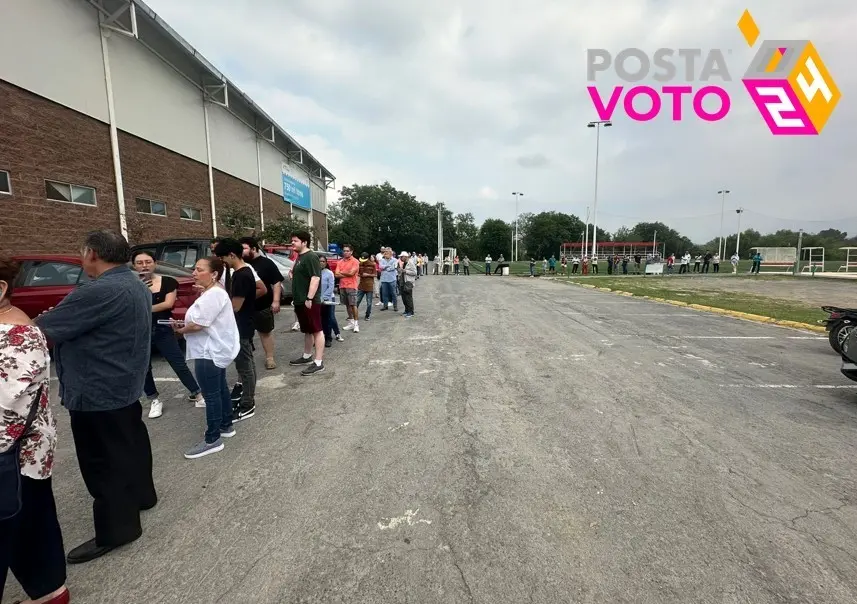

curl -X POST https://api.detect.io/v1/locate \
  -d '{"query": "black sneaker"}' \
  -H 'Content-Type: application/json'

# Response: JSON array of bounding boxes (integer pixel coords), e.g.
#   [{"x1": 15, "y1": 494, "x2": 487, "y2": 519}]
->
[
  {"x1": 289, "y1": 356, "x2": 313, "y2": 366},
  {"x1": 234, "y1": 406, "x2": 255, "y2": 422},
  {"x1": 301, "y1": 362, "x2": 325, "y2": 376}
]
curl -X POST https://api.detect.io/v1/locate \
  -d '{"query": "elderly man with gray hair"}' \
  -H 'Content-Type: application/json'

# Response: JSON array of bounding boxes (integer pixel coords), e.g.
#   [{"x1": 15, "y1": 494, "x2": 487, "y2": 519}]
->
[
  {"x1": 35, "y1": 230, "x2": 156, "y2": 565},
  {"x1": 398, "y1": 251, "x2": 418, "y2": 318}
]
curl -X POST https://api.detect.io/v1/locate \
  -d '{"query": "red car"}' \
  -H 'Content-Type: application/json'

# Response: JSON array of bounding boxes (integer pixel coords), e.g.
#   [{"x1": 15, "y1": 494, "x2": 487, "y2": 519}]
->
[{"x1": 11, "y1": 255, "x2": 198, "y2": 322}]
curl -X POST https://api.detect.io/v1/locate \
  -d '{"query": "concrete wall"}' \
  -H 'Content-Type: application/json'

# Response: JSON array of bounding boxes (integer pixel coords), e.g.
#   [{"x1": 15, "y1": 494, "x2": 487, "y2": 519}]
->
[
  {"x1": 0, "y1": 0, "x2": 108, "y2": 122},
  {"x1": 108, "y1": 31, "x2": 207, "y2": 164}
]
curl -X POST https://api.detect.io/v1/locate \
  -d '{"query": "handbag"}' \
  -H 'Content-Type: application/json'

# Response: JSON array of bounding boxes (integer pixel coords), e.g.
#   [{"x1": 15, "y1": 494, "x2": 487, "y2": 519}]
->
[{"x1": 0, "y1": 385, "x2": 43, "y2": 521}]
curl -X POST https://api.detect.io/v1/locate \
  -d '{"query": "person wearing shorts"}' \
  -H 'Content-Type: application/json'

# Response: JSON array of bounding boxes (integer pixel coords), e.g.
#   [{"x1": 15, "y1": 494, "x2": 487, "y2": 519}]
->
[
  {"x1": 336, "y1": 244, "x2": 360, "y2": 333},
  {"x1": 288, "y1": 231, "x2": 325, "y2": 376}
]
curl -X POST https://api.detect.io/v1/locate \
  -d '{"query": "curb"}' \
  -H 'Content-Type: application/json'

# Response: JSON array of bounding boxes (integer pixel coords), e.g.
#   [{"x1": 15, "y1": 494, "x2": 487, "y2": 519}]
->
[{"x1": 566, "y1": 282, "x2": 827, "y2": 333}]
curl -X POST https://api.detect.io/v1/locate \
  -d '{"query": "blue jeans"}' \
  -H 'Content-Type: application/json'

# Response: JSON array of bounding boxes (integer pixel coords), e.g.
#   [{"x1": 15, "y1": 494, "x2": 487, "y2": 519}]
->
[
  {"x1": 380, "y1": 281, "x2": 397, "y2": 310},
  {"x1": 322, "y1": 303, "x2": 340, "y2": 343},
  {"x1": 193, "y1": 359, "x2": 233, "y2": 444},
  {"x1": 356, "y1": 290, "x2": 373, "y2": 318},
  {"x1": 144, "y1": 325, "x2": 200, "y2": 398}
]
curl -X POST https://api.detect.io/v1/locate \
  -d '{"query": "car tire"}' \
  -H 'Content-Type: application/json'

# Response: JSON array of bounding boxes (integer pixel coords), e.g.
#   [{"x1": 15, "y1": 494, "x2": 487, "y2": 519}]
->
[{"x1": 829, "y1": 322, "x2": 851, "y2": 355}]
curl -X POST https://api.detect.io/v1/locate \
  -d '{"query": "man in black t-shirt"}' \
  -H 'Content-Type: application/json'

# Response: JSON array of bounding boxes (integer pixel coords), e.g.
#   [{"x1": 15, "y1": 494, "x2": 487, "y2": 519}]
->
[
  {"x1": 214, "y1": 239, "x2": 258, "y2": 422},
  {"x1": 240, "y1": 237, "x2": 284, "y2": 370}
]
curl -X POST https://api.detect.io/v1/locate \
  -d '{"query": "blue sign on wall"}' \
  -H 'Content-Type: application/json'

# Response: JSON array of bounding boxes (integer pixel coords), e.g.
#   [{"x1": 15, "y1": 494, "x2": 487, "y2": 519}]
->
[{"x1": 282, "y1": 164, "x2": 312, "y2": 211}]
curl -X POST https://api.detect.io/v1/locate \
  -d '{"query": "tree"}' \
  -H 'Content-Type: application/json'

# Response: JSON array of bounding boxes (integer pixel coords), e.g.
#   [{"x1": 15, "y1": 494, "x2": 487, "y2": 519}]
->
[
  {"x1": 521, "y1": 211, "x2": 585, "y2": 259},
  {"x1": 454, "y1": 212, "x2": 479, "y2": 257},
  {"x1": 628, "y1": 222, "x2": 693, "y2": 256},
  {"x1": 479, "y1": 219, "x2": 512, "y2": 259},
  {"x1": 613, "y1": 226, "x2": 633, "y2": 242},
  {"x1": 262, "y1": 212, "x2": 319, "y2": 246},
  {"x1": 220, "y1": 202, "x2": 258, "y2": 237},
  {"x1": 331, "y1": 182, "x2": 440, "y2": 255}
]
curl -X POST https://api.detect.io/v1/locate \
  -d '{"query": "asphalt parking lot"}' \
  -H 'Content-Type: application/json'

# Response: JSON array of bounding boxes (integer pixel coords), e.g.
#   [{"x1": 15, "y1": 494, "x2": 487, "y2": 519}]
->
[{"x1": 6, "y1": 275, "x2": 857, "y2": 604}]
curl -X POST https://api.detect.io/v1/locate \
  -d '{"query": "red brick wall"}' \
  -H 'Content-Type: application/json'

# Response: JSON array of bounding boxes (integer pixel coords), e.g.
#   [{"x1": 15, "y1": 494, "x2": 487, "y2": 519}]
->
[
  {"x1": 213, "y1": 168, "x2": 261, "y2": 237},
  {"x1": 0, "y1": 80, "x2": 326, "y2": 254},
  {"x1": 262, "y1": 188, "x2": 290, "y2": 230},
  {"x1": 119, "y1": 131, "x2": 212, "y2": 245},
  {"x1": 0, "y1": 80, "x2": 118, "y2": 254}
]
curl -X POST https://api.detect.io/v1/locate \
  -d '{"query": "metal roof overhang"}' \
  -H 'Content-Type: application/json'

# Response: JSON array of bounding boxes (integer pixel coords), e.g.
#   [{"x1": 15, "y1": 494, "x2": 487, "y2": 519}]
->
[{"x1": 83, "y1": 0, "x2": 336, "y2": 190}]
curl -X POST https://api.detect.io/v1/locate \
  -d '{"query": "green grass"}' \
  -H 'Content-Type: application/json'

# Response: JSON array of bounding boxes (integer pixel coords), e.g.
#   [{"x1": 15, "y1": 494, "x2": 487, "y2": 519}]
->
[{"x1": 561, "y1": 275, "x2": 827, "y2": 325}]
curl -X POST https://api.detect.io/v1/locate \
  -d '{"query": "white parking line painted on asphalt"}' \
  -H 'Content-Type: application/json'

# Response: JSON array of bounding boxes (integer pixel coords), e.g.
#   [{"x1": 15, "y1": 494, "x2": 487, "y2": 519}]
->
[
  {"x1": 719, "y1": 384, "x2": 857, "y2": 389},
  {"x1": 678, "y1": 336, "x2": 775, "y2": 339},
  {"x1": 377, "y1": 509, "x2": 432, "y2": 530}
]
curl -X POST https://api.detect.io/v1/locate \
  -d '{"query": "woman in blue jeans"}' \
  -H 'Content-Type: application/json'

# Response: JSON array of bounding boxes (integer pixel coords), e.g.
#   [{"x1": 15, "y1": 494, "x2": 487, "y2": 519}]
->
[
  {"x1": 172, "y1": 257, "x2": 240, "y2": 460},
  {"x1": 133, "y1": 251, "x2": 203, "y2": 419},
  {"x1": 319, "y1": 257, "x2": 343, "y2": 347}
]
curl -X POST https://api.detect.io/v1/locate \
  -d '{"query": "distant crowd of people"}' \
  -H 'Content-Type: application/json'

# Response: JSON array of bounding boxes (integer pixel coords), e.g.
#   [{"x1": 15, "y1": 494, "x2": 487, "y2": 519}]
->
[{"x1": 0, "y1": 229, "x2": 422, "y2": 603}]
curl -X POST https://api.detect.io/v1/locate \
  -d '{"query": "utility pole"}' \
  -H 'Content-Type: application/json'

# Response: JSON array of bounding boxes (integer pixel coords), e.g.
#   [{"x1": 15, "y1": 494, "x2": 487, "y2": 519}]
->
[
  {"x1": 718, "y1": 189, "x2": 730, "y2": 259},
  {"x1": 512, "y1": 191, "x2": 524, "y2": 261},
  {"x1": 588, "y1": 120, "x2": 612, "y2": 260},
  {"x1": 795, "y1": 228, "x2": 803, "y2": 275},
  {"x1": 735, "y1": 208, "x2": 744, "y2": 256},
  {"x1": 437, "y1": 203, "x2": 443, "y2": 265}
]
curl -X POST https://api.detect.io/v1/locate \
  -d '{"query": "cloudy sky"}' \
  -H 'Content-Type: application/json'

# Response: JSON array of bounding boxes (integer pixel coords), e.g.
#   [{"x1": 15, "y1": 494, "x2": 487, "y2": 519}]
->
[{"x1": 146, "y1": 0, "x2": 855, "y2": 242}]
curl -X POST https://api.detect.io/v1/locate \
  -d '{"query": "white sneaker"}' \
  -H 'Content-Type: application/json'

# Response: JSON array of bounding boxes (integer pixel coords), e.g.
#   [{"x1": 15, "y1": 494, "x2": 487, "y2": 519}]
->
[
  {"x1": 148, "y1": 398, "x2": 163, "y2": 419},
  {"x1": 291, "y1": 321, "x2": 300, "y2": 331},
  {"x1": 343, "y1": 321, "x2": 354, "y2": 331},
  {"x1": 194, "y1": 396, "x2": 206, "y2": 408},
  {"x1": 353, "y1": 323, "x2": 359, "y2": 333},
  {"x1": 335, "y1": 334, "x2": 345, "y2": 342}
]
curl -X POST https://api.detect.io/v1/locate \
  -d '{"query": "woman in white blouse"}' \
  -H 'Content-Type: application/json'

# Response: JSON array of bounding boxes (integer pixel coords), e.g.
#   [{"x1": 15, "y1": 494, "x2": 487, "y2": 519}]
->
[
  {"x1": 173, "y1": 257, "x2": 240, "y2": 460},
  {"x1": 0, "y1": 256, "x2": 69, "y2": 604}
]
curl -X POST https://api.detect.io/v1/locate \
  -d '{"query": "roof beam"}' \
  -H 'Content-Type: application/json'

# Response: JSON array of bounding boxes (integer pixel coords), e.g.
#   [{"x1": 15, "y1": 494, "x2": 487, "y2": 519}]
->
[
  {"x1": 258, "y1": 124, "x2": 275, "y2": 143},
  {"x1": 96, "y1": 1, "x2": 137, "y2": 38},
  {"x1": 203, "y1": 82, "x2": 228, "y2": 107}
]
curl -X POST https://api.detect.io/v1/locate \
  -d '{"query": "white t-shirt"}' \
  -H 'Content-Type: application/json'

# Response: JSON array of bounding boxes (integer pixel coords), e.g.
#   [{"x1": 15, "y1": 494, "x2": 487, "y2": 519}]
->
[
  {"x1": 219, "y1": 265, "x2": 261, "y2": 287},
  {"x1": 184, "y1": 286, "x2": 240, "y2": 369}
]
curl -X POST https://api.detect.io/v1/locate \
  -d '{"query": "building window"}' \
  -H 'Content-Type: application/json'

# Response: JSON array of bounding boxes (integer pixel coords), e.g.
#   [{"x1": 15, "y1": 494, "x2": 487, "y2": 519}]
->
[
  {"x1": 46, "y1": 180, "x2": 96, "y2": 206},
  {"x1": 136, "y1": 197, "x2": 166, "y2": 216},
  {"x1": 180, "y1": 206, "x2": 202, "y2": 222},
  {"x1": 0, "y1": 170, "x2": 10, "y2": 195}
]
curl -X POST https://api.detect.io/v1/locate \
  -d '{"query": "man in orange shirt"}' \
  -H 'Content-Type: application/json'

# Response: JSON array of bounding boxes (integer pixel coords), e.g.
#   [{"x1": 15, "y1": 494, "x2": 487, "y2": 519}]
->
[{"x1": 335, "y1": 244, "x2": 361, "y2": 332}]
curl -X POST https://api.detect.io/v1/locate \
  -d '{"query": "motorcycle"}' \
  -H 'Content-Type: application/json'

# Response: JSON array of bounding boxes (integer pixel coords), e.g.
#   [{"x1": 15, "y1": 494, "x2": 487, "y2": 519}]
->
[
  {"x1": 820, "y1": 305, "x2": 857, "y2": 355},
  {"x1": 841, "y1": 328, "x2": 857, "y2": 382}
]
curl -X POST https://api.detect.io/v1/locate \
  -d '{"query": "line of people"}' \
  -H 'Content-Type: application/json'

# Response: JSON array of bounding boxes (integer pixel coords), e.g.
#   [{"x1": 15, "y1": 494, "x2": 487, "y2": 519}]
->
[{"x1": 0, "y1": 229, "x2": 421, "y2": 602}]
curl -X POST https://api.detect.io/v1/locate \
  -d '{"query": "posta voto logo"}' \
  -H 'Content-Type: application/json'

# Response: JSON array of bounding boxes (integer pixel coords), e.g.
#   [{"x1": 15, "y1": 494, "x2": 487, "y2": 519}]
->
[
  {"x1": 739, "y1": 9, "x2": 840, "y2": 135},
  {"x1": 585, "y1": 9, "x2": 840, "y2": 135}
]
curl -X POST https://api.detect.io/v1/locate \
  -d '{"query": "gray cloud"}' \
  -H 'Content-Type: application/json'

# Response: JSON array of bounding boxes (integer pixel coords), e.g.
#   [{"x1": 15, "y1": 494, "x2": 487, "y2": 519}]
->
[
  {"x1": 146, "y1": 0, "x2": 857, "y2": 241},
  {"x1": 517, "y1": 154, "x2": 550, "y2": 169}
]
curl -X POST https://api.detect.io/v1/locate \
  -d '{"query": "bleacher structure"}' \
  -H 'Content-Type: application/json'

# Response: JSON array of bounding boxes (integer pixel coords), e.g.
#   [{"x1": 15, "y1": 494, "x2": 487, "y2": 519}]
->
[
  {"x1": 751, "y1": 247, "x2": 796, "y2": 274},
  {"x1": 837, "y1": 247, "x2": 857, "y2": 273},
  {"x1": 800, "y1": 247, "x2": 825, "y2": 273}
]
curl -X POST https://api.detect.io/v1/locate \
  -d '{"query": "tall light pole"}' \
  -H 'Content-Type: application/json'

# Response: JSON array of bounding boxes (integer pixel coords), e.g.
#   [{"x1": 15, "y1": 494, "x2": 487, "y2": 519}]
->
[
  {"x1": 717, "y1": 189, "x2": 730, "y2": 259},
  {"x1": 512, "y1": 191, "x2": 524, "y2": 261},
  {"x1": 735, "y1": 207, "x2": 744, "y2": 256},
  {"x1": 588, "y1": 120, "x2": 611, "y2": 259}
]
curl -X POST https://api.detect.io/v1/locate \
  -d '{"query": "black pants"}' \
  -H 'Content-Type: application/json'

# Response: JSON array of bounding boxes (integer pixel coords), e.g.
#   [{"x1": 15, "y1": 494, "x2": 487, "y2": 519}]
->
[
  {"x1": 463, "y1": 266, "x2": 470, "y2": 275},
  {"x1": 0, "y1": 477, "x2": 66, "y2": 601},
  {"x1": 703, "y1": 261, "x2": 710, "y2": 273},
  {"x1": 70, "y1": 402, "x2": 157, "y2": 547},
  {"x1": 401, "y1": 282, "x2": 415, "y2": 314},
  {"x1": 443, "y1": 265, "x2": 449, "y2": 275},
  {"x1": 679, "y1": 264, "x2": 687, "y2": 274},
  {"x1": 693, "y1": 262, "x2": 700, "y2": 272},
  {"x1": 713, "y1": 263, "x2": 720, "y2": 273}
]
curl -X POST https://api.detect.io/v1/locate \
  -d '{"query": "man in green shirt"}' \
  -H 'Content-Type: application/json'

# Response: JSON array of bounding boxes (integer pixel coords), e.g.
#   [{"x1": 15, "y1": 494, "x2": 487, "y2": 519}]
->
[{"x1": 288, "y1": 231, "x2": 325, "y2": 376}]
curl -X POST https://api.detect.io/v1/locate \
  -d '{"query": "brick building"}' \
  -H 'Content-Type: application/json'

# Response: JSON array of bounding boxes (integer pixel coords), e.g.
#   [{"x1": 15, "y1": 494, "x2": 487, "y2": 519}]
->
[{"x1": 0, "y1": 0, "x2": 334, "y2": 255}]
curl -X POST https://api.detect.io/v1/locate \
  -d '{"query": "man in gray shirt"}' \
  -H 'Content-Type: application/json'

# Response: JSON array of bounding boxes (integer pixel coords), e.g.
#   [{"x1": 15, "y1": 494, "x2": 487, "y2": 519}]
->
[{"x1": 36, "y1": 230, "x2": 156, "y2": 565}]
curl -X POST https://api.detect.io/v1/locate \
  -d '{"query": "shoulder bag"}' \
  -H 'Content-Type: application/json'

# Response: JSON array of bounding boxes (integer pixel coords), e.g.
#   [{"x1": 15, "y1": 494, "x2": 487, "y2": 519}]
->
[{"x1": 0, "y1": 385, "x2": 43, "y2": 521}]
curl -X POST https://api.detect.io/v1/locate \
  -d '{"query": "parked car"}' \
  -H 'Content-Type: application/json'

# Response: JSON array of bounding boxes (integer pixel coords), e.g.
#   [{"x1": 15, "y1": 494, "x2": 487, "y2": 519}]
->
[
  {"x1": 267, "y1": 253, "x2": 294, "y2": 305},
  {"x1": 130, "y1": 238, "x2": 211, "y2": 270},
  {"x1": 11, "y1": 255, "x2": 198, "y2": 322}
]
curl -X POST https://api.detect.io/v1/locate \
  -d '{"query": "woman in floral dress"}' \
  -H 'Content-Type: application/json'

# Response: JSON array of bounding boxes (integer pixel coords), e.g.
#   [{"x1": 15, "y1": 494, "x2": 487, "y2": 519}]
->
[{"x1": 0, "y1": 256, "x2": 69, "y2": 604}]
